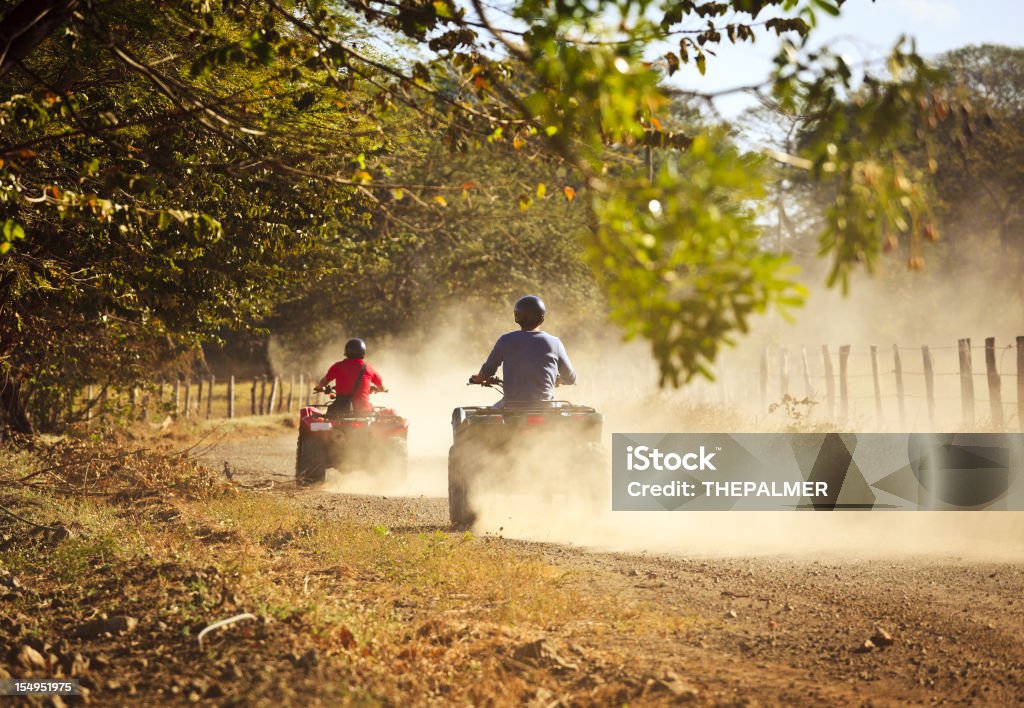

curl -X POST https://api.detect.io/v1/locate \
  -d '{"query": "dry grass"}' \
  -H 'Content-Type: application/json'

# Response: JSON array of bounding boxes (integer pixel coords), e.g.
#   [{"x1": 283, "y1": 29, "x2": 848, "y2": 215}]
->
[{"x1": 0, "y1": 440, "x2": 697, "y2": 704}]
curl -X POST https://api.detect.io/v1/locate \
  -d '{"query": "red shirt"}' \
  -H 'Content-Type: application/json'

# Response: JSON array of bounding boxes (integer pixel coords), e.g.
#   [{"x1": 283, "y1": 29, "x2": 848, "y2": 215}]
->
[{"x1": 323, "y1": 358, "x2": 383, "y2": 411}]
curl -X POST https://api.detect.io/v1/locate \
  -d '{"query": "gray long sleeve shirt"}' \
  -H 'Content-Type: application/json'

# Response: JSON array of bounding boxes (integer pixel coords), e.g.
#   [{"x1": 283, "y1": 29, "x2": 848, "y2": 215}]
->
[{"x1": 479, "y1": 330, "x2": 576, "y2": 402}]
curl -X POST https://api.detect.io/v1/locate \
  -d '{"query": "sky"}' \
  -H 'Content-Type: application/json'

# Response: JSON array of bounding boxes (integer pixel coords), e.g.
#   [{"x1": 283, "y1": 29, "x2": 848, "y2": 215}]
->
[{"x1": 666, "y1": 0, "x2": 1024, "y2": 116}]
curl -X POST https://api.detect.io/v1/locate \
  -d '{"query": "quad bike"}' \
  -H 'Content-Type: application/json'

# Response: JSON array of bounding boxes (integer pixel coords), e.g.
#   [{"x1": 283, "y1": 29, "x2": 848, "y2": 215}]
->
[
  {"x1": 295, "y1": 383, "x2": 408, "y2": 485},
  {"x1": 447, "y1": 377, "x2": 607, "y2": 528}
]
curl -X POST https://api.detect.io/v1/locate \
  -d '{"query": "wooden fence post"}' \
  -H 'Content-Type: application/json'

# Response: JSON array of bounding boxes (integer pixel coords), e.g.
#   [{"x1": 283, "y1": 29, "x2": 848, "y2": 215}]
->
[
  {"x1": 922, "y1": 346, "x2": 936, "y2": 429},
  {"x1": 801, "y1": 346, "x2": 813, "y2": 399},
  {"x1": 893, "y1": 345, "x2": 906, "y2": 430},
  {"x1": 958, "y1": 338, "x2": 975, "y2": 427},
  {"x1": 1018, "y1": 336, "x2": 1024, "y2": 432},
  {"x1": 268, "y1": 376, "x2": 279, "y2": 416},
  {"x1": 184, "y1": 379, "x2": 192, "y2": 419},
  {"x1": 174, "y1": 378, "x2": 181, "y2": 415},
  {"x1": 870, "y1": 345, "x2": 882, "y2": 423},
  {"x1": 250, "y1": 379, "x2": 257, "y2": 416},
  {"x1": 228, "y1": 376, "x2": 235, "y2": 419},
  {"x1": 822, "y1": 345, "x2": 835, "y2": 419},
  {"x1": 759, "y1": 347, "x2": 768, "y2": 412},
  {"x1": 258, "y1": 376, "x2": 268, "y2": 415},
  {"x1": 196, "y1": 377, "x2": 203, "y2": 412},
  {"x1": 207, "y1": 375, "x2": 215, "y2": 419},
  {"x1": 298, "y1": 374, "x2": 305, "y2": 409},
  {"x1": 779, "y1": 346, "x2": 789, "y2": 397},
  {"x1": 86, "y1": 384, "x2": 94, "y2": 425},
  {"x1": 985, "y1": 337, "x2": 1003, "y2": 427},
  {"x1": 286, "y1": 375, "x2": 294, "y2": 412},
  {"x1": 839, "y1": 345, "x2": 850, "y2": 420}
]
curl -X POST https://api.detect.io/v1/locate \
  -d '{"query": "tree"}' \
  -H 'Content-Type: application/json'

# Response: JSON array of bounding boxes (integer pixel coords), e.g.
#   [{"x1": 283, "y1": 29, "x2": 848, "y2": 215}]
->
[
  {"x1": 0, "y1": 0, "x2": 971, "y2": 431},
  {"x1": 742, "y1": 43, "x2": 1023, "y2": 280},
  {"x1": 931, "y1": 45, "x2": 1024, "y2": 261},
  {"x1": 0, "y1": 0, "x2": 378, "y2": 431},
  {"x1": 267, "y1": 138, "x2": 601, "y2": 365}
]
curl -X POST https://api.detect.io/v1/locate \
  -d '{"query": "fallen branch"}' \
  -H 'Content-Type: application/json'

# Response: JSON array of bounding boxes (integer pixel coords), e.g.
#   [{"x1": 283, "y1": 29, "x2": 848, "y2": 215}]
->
[
  {"x1": 16, "y1": 448, "x2": 147, "y2": 483},
  {"x1": 0, "y1": 502, "x2": 61, "y2": 531},
  {"x1": 236, "y1": 480, "x2": 274, "y2": 491},
  {"x1": 175, "y1": 423, "x2": 229, "y2": 459},
  {"x1": 197, "y1": 612, "x2": 257, "y2": 650}
]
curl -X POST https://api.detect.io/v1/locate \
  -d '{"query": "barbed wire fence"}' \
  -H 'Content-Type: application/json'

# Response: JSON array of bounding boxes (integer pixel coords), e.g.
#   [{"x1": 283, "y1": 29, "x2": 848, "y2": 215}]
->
[
  {"x1": 74, "y1": 372, "x2": 331, "y2": 428},
  {"x1": 686, "y1": 336, "x2": 1024, "y2": 432},
  {"x1": 65, "y1": 337, "x2": 1024, "y2": 433}
]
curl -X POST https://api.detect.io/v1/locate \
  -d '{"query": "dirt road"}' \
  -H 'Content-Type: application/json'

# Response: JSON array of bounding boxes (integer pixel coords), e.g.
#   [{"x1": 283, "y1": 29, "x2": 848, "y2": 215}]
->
[{"x1": 205, "y1": 431, "x2": 1024, "y2": 705}]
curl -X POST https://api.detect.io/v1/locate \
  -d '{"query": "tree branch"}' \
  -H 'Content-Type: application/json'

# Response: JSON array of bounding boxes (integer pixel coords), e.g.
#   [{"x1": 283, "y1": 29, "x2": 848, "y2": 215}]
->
[{"x1": 0, "y1": 0, "x2": 80, "y2": 80}]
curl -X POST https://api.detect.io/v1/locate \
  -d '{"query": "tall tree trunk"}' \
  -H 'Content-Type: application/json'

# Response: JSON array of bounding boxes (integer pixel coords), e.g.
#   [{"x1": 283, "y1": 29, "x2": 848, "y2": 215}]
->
[{"x1": 0, "y1": 374, "x2": 33, "y2": 435}]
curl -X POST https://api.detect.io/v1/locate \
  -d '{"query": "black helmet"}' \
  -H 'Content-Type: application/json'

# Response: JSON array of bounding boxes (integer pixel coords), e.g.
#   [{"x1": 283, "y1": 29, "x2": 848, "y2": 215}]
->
[
  {"x1": 344, "y1": 338, "x2": 366, "y2": 359},
  {"x1": 514, "y1": 295, "x2": 546, "y2": 327}
]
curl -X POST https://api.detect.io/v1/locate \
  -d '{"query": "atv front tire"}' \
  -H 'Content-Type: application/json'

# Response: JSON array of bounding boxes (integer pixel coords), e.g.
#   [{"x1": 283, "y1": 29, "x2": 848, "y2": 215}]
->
[
  {"x1": 296, "y1": 435, "x2": 327, "y2": 485},
  {"x1": 447, "y1": 445, "x2": 476, "y2": 529}
]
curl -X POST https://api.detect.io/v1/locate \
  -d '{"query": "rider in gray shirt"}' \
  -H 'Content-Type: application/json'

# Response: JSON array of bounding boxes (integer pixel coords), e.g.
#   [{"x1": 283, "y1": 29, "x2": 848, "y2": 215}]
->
[{"x1": 470, "y1": 296, "x2": 576, "y2": 405}]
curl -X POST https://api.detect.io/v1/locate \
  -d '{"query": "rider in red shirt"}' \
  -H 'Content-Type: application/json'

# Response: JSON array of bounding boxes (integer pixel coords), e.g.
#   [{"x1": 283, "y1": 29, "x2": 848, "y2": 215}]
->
[{"x1": 315, "y1": 338, "x2": 385, "y2": 414}]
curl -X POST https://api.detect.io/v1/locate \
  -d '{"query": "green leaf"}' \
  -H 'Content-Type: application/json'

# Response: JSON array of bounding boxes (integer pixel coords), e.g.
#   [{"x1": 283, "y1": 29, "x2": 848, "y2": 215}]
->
[
  {"x1": 3, "y1": 219, "x2": 25, "y2": 241},
  {"x1": 811, "y1": 0, "x2": 842, "y2": 17}
]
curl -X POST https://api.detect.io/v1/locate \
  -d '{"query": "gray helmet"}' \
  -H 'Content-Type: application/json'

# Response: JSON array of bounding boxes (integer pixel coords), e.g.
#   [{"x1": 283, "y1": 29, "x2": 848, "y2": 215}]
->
[
  {"x1": 344, "y1": 338, "x2": 366, "y2": 359},
  {"x1": 514, "y1": 295, "x2": 546, "y2": 327}
]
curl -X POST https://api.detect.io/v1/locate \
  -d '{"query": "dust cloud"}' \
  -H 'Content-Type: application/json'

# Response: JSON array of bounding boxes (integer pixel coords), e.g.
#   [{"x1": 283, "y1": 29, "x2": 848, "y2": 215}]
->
[
  {"x1": 271, "y1": 264, "x2": 1024, "y2": 561},
  {"x1": 711, "y1": 250, "x2": 1024, "y2": 432}
]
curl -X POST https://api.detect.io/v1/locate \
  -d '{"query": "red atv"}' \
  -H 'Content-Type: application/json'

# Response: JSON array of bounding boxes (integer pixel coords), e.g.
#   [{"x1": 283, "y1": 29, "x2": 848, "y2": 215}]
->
[
  {"x1": 447, "y1": 377, "x2": 606, "y2": 528},
  {"x1": 295, "y1": 383, "x2": 408, "y2": 485}
]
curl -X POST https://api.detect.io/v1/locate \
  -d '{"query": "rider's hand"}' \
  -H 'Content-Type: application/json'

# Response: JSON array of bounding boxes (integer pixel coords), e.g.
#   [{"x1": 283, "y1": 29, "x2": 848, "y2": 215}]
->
[
  {"x1": 469, "y1": 374, "x2": 485, "y2": 384},
  {"x1": 313, "y1": 385, "x2": 323, "y2": 393}
]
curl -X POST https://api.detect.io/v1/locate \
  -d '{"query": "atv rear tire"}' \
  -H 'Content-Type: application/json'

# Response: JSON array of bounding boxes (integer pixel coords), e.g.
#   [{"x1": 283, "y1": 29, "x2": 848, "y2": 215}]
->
[
  {"x1": 296, "y1": 436, "x2": 327, "y2": 485},
  {"x1": 447, "y1": 445, "x2": 476, "y2": 529}
]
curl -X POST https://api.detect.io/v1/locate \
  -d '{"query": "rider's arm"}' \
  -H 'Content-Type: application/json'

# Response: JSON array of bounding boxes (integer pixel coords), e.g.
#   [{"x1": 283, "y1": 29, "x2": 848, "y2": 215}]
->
[
  {"x1": 476, "y1": 337, "x2": 505, "y2": 380},
  {"x1": 556, "y1": 339, "x2": 577, "y2": 385},
  {"x1": 315, "y1": 362, "x2": 339, "y2": 391},
  {"x1": 369, "y1": 367, "x2": 385, "y2": 392}
]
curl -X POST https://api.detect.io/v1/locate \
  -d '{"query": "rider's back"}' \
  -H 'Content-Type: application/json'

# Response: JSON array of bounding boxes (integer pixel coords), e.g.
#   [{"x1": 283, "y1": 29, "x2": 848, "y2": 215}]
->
[{"x1": 482, "y1": 330, "x2": 576, "y2": 402}]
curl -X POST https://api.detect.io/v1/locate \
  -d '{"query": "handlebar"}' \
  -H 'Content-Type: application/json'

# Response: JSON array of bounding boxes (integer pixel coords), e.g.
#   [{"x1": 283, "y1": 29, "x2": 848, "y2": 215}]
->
[
  {"x1": 314, "y1": 383, "x2": 388, "y2": 396},
  {"x1": 467, "y1": 376, "x2": 568, "y2": 389}
]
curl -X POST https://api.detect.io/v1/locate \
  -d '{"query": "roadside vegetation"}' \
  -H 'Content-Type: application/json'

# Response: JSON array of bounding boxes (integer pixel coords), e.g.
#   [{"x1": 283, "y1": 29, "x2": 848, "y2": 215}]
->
[{"x1": 0, "y1": 434, "x2": 702, "y2": 704}]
